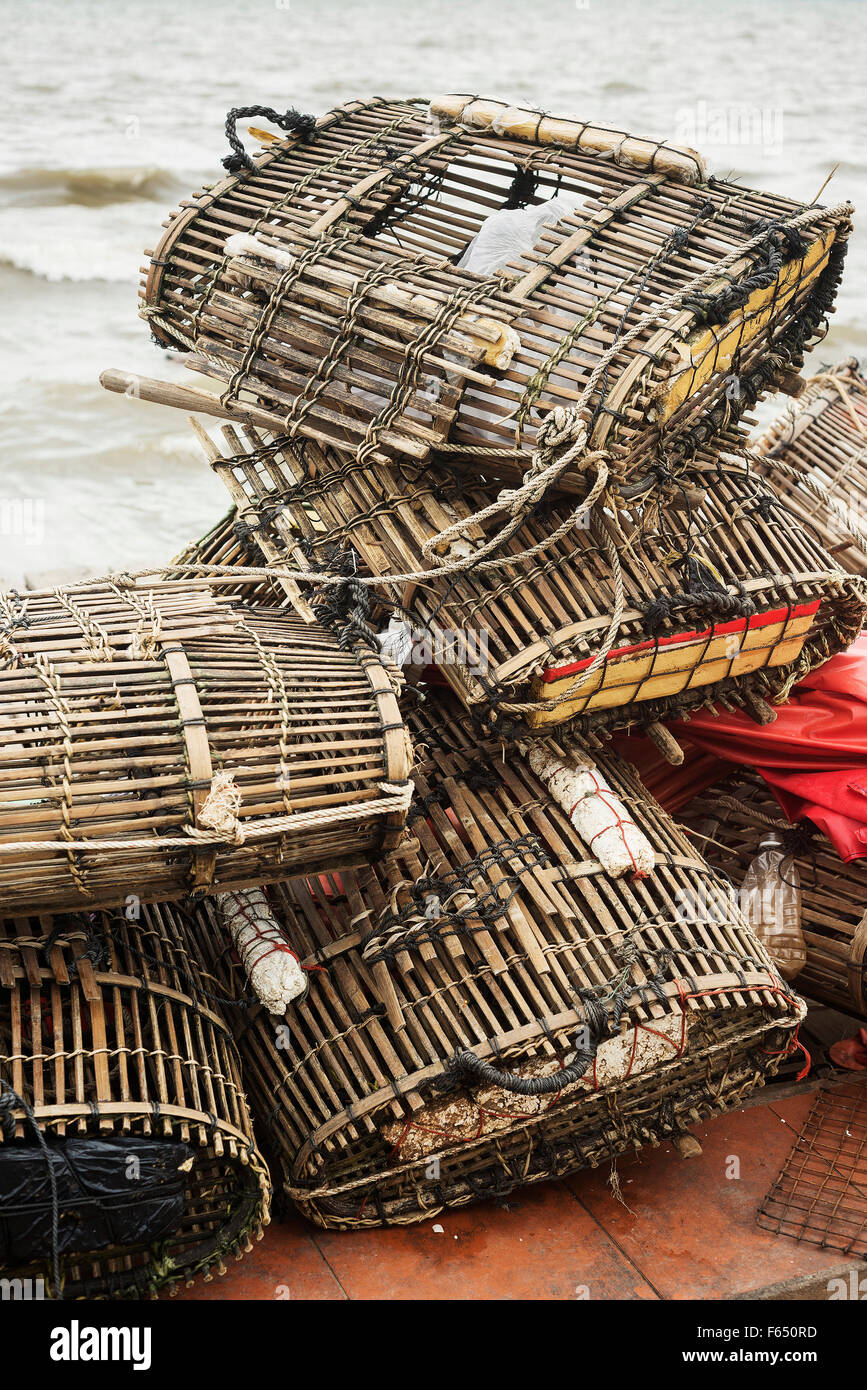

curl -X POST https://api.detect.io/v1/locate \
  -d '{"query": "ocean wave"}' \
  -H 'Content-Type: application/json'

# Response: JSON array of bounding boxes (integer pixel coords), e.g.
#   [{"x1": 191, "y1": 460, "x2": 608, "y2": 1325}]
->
[
  {"x1": 0, "y1": 195, "x2": 159, "y2": 282},
  {"x1": 0, "y1": 244, "x2": 138, "y2": 283},
  {"x1": 0, "y1": 165, "x2": 184, "y2": 208},
  {"x1": 599, "y1": 81, "x2": 644, "y2": 95}
]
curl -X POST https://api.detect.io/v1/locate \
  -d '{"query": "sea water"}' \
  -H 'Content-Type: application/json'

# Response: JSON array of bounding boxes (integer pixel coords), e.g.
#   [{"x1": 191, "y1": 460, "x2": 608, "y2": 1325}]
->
[{"x1": 0, "y1": 0, "x2": 865, "y2": 587}]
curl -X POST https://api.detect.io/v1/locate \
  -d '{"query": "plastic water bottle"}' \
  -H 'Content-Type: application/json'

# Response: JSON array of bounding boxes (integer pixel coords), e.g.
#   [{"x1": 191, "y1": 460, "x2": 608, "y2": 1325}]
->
[{"x1": 740, "y1": 831, "x2": 806, "y2": 980}]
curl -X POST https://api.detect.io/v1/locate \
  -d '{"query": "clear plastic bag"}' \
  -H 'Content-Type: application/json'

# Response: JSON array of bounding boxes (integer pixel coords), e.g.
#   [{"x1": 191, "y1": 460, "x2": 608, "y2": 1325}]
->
[
  {"x1": 458, "y1": 192, "x2": 585, "y2": 278},
  {"x1": 740, "y1": 831, "x2": 806, "y2": 980}
]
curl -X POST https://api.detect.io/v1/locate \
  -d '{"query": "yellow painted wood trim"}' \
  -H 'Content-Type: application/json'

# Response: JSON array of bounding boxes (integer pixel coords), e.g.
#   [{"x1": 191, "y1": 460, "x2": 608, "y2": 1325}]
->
[
  {"x1": 659, "y1": 228, "x2": 837, "y2": 423},
  {"x1": 525, "y1": 610, "x2": 817, "y2": 727}
]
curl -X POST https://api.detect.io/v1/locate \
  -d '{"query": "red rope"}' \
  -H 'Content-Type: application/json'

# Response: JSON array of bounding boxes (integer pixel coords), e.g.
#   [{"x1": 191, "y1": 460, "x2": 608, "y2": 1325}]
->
[
  {"x1": 231, "y1": 897, "x2": 325, "y2": 976},
  {"x1": 549, "y1": 763, "x2": 645, "y2": 880}
]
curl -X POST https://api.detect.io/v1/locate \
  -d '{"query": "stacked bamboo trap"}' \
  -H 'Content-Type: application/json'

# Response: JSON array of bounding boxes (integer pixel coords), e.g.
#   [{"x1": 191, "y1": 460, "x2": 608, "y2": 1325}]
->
[
  {"x1": 753, "y1": 357, "x2": 867, "y2": 577},
  {"x1": 189, "y1": 415, "x2": 865, "y2": 732},
  {"x1": 185, "y1": 688, "x2": 805, "y2": 1228},
  {"x1": 0, "y1": 903, "x2": 270, "y2": 1298},
  {"x1": 117, "y1": 94, "x2": 864, "y2": 735},
  {"x1": 0, "y1": 577, "x2": 411, "y2": 914},
  {"x1": 7, "y1": 90, "x2": 861, "y2": 1268},
  {"x1": 139, "y1": 95, "x2": 850, "y2": 490},
  {"x1": 679, "y1": 772, "x2": 867, "y2": 1020}
]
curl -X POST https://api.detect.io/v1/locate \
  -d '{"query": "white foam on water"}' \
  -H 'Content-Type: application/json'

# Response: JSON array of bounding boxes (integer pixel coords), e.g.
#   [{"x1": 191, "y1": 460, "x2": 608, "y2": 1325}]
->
[{"x1": 1, "y1": 0, "x2": 864, "y2": 578}]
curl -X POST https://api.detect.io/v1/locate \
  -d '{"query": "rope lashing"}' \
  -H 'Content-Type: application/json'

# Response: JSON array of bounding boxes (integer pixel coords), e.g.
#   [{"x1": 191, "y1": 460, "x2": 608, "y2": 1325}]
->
[
  {"x1": 0, "y1": 785, "x2": 414, "y2": 858},
  {"x1": 186, "y1": 771, "x2": 245, "y2": 846},
  {"x1": 14, "y1": 556, "x2": 864, "y2": 606},
  {"x1": 222, "y1": 105, "x2": 317, "y2": 173},
  {"x1": 309, "y1": 546, "x2": 379, "y2": 652},
  {"x1": 233, "y1": 505, "x2": 285, "y2": 544},
  {"x1": 361, "y1": 833, "x2": 552, "y2": 963},
  {"x1": 502, "y1": 163, "x2": 539, "y2": 210},
  {"x1": 682, "y1": 217, "x2": 808, "y2": 326}
]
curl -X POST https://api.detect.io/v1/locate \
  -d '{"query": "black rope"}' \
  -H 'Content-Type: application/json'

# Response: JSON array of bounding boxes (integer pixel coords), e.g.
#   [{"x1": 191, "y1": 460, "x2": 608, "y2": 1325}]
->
[
  {"x1": 0, "y1": 1081, "x2": 63, "y2": 1300},
  {"x1": 406, "y1": 785, "x2": 450, "y2": 823},
  {"x1": 503, "y1": 164, "x2": 539, "y2": 210},
  {"x1": 780, "y1": 821, "x2": 820, "y2": 859},
  {"x1": 683, "y1": 217, "x2": 807, "y2": 328},
  {"x1": 642, "y1": 581, "x2": 757, "y2": 636},
  {"x1": 233, "y1": 503, "x2": 285, "y2": 544},
  {"x1": 0, "y1": 590, "x2": 30, "y2": 638},
  {"x1": 222, "y1": 105, "x2": 317, "y2": 174},
  {"x1": 366, "y1": 140, "x2": 451, "y2": 242},
  {"x1": 308, "y1": 545, "x2": 379, "y2": 653},
  {"x1": 751, "y1": 493, "x2": 778, "y2": 523},
  {"x1": 362, "y1": 833, "x2": 551, "y2": 963},
  {"x1": 39, "y1": 913, "x2": 255, "y2": 1015},
  {"x1": 438, "y1": 1000, "x2": 605, "y2": 1097}
]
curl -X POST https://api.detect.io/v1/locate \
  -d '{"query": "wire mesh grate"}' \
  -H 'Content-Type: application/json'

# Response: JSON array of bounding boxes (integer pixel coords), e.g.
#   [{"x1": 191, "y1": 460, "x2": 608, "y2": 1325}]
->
[{"x1": 758, "y1": 1078, "x2": 867, "y2": 1255}]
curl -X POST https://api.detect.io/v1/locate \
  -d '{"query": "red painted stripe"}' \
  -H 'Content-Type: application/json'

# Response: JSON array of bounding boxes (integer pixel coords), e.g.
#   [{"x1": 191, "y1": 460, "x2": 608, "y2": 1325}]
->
[{"x1": 540, "y1": 599, "x2": 821, "y2": 684}]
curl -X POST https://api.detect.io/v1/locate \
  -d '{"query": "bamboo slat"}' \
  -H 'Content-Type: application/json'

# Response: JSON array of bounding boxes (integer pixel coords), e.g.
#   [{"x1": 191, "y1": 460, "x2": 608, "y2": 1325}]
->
[
  {"x1": 171, "y1": 505, "x2": 281, "y2": 602},
  {"x1": 754, "y1": 358, "x2": 867, "y2": 577},
  {"x1": 0, "y1": 902, "x2": 270, "y2": 1298},
  {"x1": 679, "y1": 771, "x2": 867, "y2": 1019},
  {"x1": 139, "y1": 95, "x2": 850, "y2": 491},
  {"x1": 0, "y1": 578, "x2": 411, "y2": 914},
  {"x1": 194, "y1": 418, "x2": 866, "y2": 733},
  {"x1": 184, "y1": 686, "x2": 804, "y2": 1228}
]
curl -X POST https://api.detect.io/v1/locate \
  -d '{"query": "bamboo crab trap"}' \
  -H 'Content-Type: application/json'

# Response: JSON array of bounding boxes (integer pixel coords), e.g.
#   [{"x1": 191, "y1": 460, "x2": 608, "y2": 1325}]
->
[
  {"x1": 171, "y1": 507, "x2": 281, "y2": 603},
  {"x1": 678, "y1": 771, "x2": 867, "y2": 1019},
  {"x1": 186, "y1": 687, "x2": 805, "y2": 1229},
  {"x1": 193, "y1": 414, "x2": 866, "y2": 734},
  {"x1": 139, "y1": 96, "x2": 850, "y2": 494},
  {"x1": 0, "y1": 578, "x2": 411, "y2": 915},
  {"x1": 0, "y1": 903, "x2": 270, "y2": 1298},
  {"x1": 754, "y1": 358, "x2": 867, "y2": 577}
]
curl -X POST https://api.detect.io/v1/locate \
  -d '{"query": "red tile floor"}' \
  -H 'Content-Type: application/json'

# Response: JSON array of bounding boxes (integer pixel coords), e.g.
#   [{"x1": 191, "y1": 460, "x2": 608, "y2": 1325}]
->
[{"x1": 177, "y1": 1092, "x2": 862, "y2": 1301}]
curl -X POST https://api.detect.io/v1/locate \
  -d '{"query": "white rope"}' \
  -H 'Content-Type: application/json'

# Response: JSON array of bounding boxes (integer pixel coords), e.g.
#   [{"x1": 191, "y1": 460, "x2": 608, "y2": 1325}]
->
[{"x1": 0, "y1": 787, "x2": 413, "y2": 858}]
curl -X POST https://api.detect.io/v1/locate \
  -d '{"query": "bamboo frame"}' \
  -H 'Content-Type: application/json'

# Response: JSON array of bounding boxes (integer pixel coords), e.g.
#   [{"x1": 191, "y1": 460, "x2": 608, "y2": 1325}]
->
[
  {"x1": 0, "y1": 578, "x2": 411, "y2": 914},
  {"x1": 0, "y1": 902, "x2": 270, "y2": 1298},
  {"x1": 754, "y1": 358, "x2": 867, "y2": 577},
  {"x1": 185, "y1": 687, "x2": 804, "y2": 1228},
  {"x1": 193, "y1": 417, "x2": 866, "y2": 732},
  {"x1": 139, "y1": 96, "x2": 850, "y2": 491}
]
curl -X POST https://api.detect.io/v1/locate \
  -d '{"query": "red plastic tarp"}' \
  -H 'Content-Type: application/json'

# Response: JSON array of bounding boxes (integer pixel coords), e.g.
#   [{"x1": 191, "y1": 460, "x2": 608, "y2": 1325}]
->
[{"x1": 616, "y1": 634, "x2": 867, "y2": 862}]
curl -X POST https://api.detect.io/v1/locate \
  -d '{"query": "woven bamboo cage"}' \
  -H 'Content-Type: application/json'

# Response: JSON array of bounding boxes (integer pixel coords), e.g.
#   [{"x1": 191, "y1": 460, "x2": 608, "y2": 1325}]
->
[
  {"x1": 0, "y1": 578, "x2": 411, "y2": 915},
  {"x1": 171, "y1": 506, "x2": 281, "y2": 603},
  {"x1": 139, "y1": 95, "x2": 850, "y2": 495},
  {"x1": 185, "y1": 686, "x2": 805, "y2": 1228},
  {"x1": 0, "y1": 902, "x2": 270, "y2": 1298},
  {"x1": 194, "y1": 415, "x2": 866, "y2": 734},
  {"x1": 679, "y1": 771, "x2": 867, "y2": 1020},
  {"x1": 754, "y1": 358, "x2": 867, "y2": 577}
]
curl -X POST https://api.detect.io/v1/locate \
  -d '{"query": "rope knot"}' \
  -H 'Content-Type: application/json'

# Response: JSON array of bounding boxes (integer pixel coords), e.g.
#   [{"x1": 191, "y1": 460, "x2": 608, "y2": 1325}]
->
[
  {"x1": 535, "y1": 408, "x2": 588, "y2": 457},
  {"x1": 187, "y1": 771, "x2": 245, "y2": 845}
]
